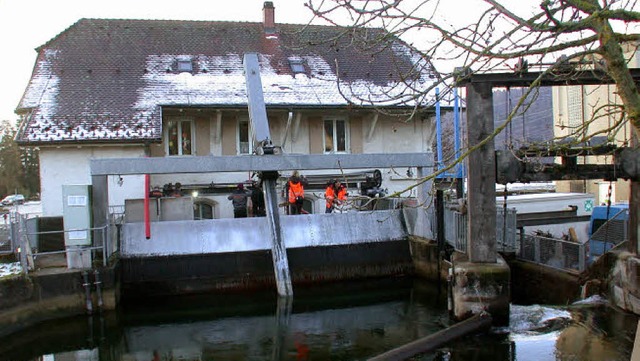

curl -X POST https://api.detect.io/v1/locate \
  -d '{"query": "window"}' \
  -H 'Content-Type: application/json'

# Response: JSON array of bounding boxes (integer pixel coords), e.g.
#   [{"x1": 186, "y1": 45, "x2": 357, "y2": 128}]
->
[
  {"x1": 177, "y1": 59, "x2": 193, "y2": 73},
  {"x1": 165, "y1": 117, "x2": 194, "y2": 156},
  {"x1": 237, "y1": 118, "x2": 253, "y2": 155},
  {"x1": 193, "y1": 201, "x2": 214, "y2": 220},
  {"x1": 323, "y1": 118, "x2": 349, "y2": 153},
  {"x1": 288, "y1": 58, "x2": 305, "y2": 74}
]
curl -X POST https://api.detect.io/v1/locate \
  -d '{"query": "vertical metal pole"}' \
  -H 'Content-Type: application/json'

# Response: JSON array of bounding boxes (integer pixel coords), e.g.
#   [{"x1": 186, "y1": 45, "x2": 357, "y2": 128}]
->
[
  {"x1": 102, "y1": 227, "x2": 107, "y2": 266},
  {"x1": 243, "y1": 52, "x2": 293, "y2": 296},
  {"x1": 435, "y1": 88, "x2": 443, "y2": 171},
  {"x1": 82, "y1": 270, "x2": 93, "y2": 314},
  {"x1": 454, "y1": 88, "x2": 465, "y2": 199},
  {"x1": 454, "y1": 88, "x2": 461, "y2": 178},
  {"x1": 272, "y1": 296, "x2": 293, "y2": 361},
  {"x1": 263, "y1": 178, "x2": 293, "y2": 296},
  {"x1": 436, "y1": 189, "x2": 445, "y2": 286},
  {"x1": 466, "y1": 82, "x2": 497, "y2": 263},
  {"x1": 630, "y1": 134, "x2": 639, "y2": 255},
  {"x1": 94, "y1": 269, "x2": 104, "y2": 310},
  {"x1": 144, "y1": 174, "x2": 151, "y2": 239}
]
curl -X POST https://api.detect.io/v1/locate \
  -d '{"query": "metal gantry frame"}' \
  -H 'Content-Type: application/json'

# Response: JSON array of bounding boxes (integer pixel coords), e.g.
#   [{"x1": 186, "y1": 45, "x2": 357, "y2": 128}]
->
[
  {"x1": 90, "y1": 53, "x2": 435, "y2": 297},
  {"x1": 456, "y1": 69, "x2": 640, "y2": 263}
]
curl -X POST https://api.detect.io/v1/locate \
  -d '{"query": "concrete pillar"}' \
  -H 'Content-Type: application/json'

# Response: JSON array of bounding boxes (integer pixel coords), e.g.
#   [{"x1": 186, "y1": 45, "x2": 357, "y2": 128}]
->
[
  {"x1": 465, "y1": 81, "x2": 497, "y2": 263},
  {"x1": 451, "y1": 82, "x2": 509, "y2": 326},
  {"x1": 416, "y1": 166, "x2": 435, "y2": 240},
  {"x1": 451, "y1": 253, "x2": 510, "y2": 326},
  {"x1": 630, "y1": 134, "x2": 639, "y2": 256}
]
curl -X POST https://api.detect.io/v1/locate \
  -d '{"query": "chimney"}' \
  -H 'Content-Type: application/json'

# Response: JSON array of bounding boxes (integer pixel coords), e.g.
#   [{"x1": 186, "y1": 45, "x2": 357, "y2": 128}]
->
[{"x1": 263, "y1": 1, "x2": 275, "y2": 33}]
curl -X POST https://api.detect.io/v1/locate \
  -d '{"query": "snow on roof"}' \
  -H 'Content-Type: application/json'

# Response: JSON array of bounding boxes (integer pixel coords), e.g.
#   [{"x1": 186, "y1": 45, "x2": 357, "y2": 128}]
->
[{"x1": 16, "y1": 18, "x2": 442, "y2": 145}]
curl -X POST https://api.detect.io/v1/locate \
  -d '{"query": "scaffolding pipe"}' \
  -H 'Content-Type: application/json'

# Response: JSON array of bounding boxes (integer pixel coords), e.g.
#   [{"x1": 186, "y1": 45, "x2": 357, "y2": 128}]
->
[
  {"x1": 94, "y1": 269, "x2": 104, "y2": 310},
  {"x1": 144, "y1": 174, "x2": 150, "y2": 239},
  {"x1": 82, "y1": 271, "x2": 93, "y2": 315},
  {"x1": 367, "y1": 312, "x2": 492, "y2": 361},
  {"x1": 435, "y1": 87, "x2": 443, "y2": 171}
]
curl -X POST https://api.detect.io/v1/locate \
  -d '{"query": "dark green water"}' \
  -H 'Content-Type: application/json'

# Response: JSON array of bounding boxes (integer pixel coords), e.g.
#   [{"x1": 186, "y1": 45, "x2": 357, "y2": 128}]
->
[{"x1": 0, "y1": 277, "x2": 636, "y2": 361}]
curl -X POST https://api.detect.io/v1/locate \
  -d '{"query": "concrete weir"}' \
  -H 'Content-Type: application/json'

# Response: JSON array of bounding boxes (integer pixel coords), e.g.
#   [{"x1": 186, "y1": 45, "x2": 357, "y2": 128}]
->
[{"x1": 119, "y1": 209, "x2": 417, "y2": 298}]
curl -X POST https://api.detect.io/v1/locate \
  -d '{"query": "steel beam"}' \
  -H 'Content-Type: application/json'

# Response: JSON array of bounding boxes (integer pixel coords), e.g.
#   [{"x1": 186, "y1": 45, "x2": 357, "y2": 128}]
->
[
  {"x1": 90, "y1": 153, "x2": 433, "y2": 176},
  {"x1": 456, "y1": 68, "x2": 640, "y2": 88},
  {"x1": 244, "y1": 53, "x2": 272, "y2": 146}
]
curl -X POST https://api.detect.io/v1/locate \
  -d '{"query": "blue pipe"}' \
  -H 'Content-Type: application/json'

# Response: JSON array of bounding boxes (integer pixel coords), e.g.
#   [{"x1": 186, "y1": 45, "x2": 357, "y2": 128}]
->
[
  {"x1": 435, "y1": 88, "x2": 443, "y2": 171},
  {"x1": 453, "y1": 88, "x2": 462, "y2": 178}
]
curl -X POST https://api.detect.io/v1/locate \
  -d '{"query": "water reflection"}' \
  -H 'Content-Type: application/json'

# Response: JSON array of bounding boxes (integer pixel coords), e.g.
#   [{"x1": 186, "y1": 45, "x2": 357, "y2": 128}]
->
[{"x1": 0, "y1": 278, "x2": 637, "y2": 361}]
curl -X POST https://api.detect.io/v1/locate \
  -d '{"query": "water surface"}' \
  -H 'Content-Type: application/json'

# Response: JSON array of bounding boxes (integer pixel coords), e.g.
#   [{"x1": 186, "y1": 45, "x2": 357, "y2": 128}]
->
[{"x1": 0, "y1": 278, "x2": 636, "y2": 360}]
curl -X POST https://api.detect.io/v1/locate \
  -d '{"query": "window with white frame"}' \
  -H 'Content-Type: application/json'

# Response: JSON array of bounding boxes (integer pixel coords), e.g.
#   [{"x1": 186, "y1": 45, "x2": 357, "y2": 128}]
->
[
  {"x1": 237, "y1": 118, "x2": 254, "y2": 155},
  {"x1": 165, "y1": 117, "x2": 194, "y2": 156},
  {"x1": 323, "y1": 117, "x2": 349, "y2": 153}
]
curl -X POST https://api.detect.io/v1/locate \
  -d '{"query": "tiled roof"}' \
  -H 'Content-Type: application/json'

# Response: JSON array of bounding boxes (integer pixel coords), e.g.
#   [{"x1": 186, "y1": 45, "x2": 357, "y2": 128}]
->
[{"x1": 16, "y1": 18, "x2": 439, "y2": 144}]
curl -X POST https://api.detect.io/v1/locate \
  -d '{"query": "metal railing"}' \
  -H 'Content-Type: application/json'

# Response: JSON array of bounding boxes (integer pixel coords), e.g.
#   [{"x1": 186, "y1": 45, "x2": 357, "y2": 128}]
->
[
  {"x1": 444, "y1": 205, "x2": 517, "y2": 253},
  {"x1": 17, "y1": 224, "x2": 110, "y2": 274},
  {"x1": 519, "y1": 234, "x2": 586, "y2": 272},
  {"x1": 5, "y1": 211, "x2": 117, "y2": 274}
]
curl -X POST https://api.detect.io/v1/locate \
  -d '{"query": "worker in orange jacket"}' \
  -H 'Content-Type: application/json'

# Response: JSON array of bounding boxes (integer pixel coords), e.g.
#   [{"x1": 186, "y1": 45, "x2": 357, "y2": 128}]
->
[
  {"x1": 288, "y1": 171, "x2": 306, "y2": 215},
  {"x1": 325, "y1": 179, "x2": 347, "y2": 213}
]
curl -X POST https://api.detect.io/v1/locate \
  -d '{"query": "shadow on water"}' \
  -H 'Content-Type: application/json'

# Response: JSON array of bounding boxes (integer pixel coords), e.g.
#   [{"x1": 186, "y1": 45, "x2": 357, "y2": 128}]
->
[{"x1": 0, "y1": 277, "x2": 637, "y2": 361}]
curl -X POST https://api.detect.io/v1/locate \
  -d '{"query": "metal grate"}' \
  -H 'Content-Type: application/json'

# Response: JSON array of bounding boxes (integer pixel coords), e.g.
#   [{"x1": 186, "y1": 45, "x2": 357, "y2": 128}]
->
[
  {"x1": 444, "y1": 204, "x2": 517, "y2": 254},
  {"x1": 590, "y1": 209, "x2": 628, "y2": 245},
  {"x1": 519, "y1": 234, "x2": 586, "y2": 272}
]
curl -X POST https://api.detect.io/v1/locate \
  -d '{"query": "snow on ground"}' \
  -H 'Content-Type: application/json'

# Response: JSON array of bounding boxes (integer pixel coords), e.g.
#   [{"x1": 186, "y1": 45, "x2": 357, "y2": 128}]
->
[
  {"x1": 3, "y1": 201, "x2": 42, "y2": 218},
  {"x1": 0, "y1": 262, "x2": 22, "y2": 277}
]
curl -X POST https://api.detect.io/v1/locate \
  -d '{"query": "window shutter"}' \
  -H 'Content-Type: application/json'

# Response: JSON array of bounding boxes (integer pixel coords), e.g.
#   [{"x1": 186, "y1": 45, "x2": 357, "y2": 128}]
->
[
  {"x1": 149, "y1": 143, "x2": 164, "y2": 157},
  {"x1": 222, "y1": 114, "x2": 236, "y2": 156},
  {"x1": 350, "y1": 116, "x2": 363, "y2": 154},
  {"x1": 308, "y1": 115, "x2": 322, "y2": 154},
  {"x1": 195, "y1": 117, "x2": 210, "y2": 156}
]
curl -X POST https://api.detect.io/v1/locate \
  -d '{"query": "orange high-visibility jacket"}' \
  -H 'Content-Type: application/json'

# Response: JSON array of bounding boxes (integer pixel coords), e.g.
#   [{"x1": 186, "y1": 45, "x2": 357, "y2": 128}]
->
[
  {"x1": 288, "y1": 180, "x2": 304, "y2": 204},
  {"x1": 325, "y1": 185, "x2": 347, "y2": 209}
]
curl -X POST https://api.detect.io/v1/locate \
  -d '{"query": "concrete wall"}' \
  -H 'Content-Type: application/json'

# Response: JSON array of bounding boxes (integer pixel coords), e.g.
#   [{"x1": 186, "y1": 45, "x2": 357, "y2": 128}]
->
[
  {"x1": 0, "y1": 267, "x2": 117, "y2": 338},
  {"x1": 508, "y1": 259, "x2": 581, "y2": 305},
  {"x1": 118, "y1": 208, "x2": 426, "y2": 297},
  {"x1": 40, "y1": 146, "x2": 146, "y2": 217}
]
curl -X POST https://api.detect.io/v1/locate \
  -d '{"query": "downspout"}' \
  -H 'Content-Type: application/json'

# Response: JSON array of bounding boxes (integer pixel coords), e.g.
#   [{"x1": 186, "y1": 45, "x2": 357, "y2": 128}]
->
[
  {"x1": 144, "y1": 144, "x2": 151, "y2": 239},
  {"x1": 435, "y1": 88, "x2": 443, "y2": 171}
]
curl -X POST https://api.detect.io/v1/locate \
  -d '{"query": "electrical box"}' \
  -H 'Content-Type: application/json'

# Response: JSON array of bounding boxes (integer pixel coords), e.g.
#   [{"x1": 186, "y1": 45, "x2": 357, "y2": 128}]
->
[{"x1": 62, "y1": 185, "x2": 92, "y2": 247}]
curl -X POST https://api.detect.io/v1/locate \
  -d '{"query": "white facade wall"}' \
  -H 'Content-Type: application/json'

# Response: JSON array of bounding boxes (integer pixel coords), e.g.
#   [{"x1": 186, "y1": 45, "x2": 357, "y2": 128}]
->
[
  {"x1": 40, "y1": 146, "x2": 146, "y2": 217},
  {"x1": 39, "y1": 111, "x2": 435, "y2": 219}
]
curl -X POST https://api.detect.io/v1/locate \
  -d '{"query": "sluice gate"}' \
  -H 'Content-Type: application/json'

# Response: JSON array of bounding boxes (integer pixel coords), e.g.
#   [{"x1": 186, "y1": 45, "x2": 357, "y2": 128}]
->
[{"x1": 119, "y1": 209, "x2": 422, "y2": 298}]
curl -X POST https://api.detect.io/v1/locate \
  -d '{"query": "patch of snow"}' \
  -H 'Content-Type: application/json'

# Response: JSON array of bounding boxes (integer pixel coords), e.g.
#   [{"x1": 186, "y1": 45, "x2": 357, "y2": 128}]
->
[{"x1": 0, "y1": 262, "x2": 22, "y2": 277}]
